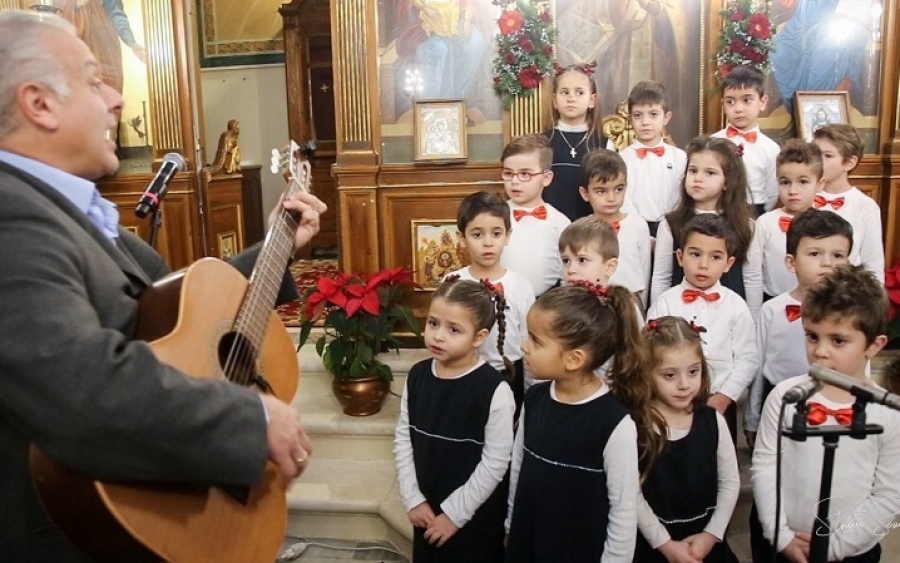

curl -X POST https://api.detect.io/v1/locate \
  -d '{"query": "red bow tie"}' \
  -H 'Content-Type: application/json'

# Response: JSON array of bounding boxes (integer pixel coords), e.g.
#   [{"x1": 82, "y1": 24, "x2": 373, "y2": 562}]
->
[
  {"x1": 785, "y1": 304, "x2": 801, "y2": 322},
  {"x1": 814, "y1": 195, "x2": 845, "y2": 211},
  {"x1": 726, "y1": 126, "x2": 757, "y2": 143},
  {"x1": 807, "y1": 402, "x2": 853, "y2": 426},
  {"x1": 611, "y1": 220, "x2": 620, "y2": 234},
  {"x1": 637, "y1": 146, "x2": 666, "y2": 159},
  {"x1": 682, "y1": 289, "x2": 720, "y2": 303},
  {"x1": 513, "y1": 206, "x2": 547, "y2": 221},
  {"x1": 779, "y1": 216, "x2": 792, "y2": 233}
]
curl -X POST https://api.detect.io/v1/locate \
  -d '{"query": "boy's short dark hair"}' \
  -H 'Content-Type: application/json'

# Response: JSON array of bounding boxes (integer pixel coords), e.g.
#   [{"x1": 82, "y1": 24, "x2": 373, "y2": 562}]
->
[
  {"x1": 628, "y1": 80, "x2": 669, "y2": 113},
  {"x1": 785, "y1": 209, "x2": 853, "y2": 256},
  {"x1": 776, "y1": 139, "x2": 823, "y2": 179},
  {"x1": 803, "y1": 264, "x2": 888, "y2": 345},
  {"x1": 680, "y1": 213, "x2": 738, "y2": 257},
  {"x1": 558, "y1": 215, "x2": 619, "y2": 261},
  {"x1": 721, "y1": 65, "x2": 766, "y2": 97},
  {"x1": 457, "y1": 190, "x2": 510, "y2": 232},
  {"x1": 813, "y1": 124, "x2": 864, "y2": 166},
  {"x1": 501, "y1": 134, "x2": 553, "y2": 170},
  {"x1": 581, "y1": 149, "x2": 628, "y2": 187}
]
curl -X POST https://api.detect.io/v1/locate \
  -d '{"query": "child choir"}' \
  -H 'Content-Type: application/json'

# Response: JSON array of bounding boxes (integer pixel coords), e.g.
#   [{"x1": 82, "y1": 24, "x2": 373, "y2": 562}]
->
[{"x1": 394, "y1": 65, "x2": 899, "y2": 563}]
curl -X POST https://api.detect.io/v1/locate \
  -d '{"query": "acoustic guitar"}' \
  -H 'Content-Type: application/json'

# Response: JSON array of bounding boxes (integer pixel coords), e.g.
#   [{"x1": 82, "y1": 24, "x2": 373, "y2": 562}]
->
[{"x1": 29, "y1": 143, "x2": 314, "y2": 563}]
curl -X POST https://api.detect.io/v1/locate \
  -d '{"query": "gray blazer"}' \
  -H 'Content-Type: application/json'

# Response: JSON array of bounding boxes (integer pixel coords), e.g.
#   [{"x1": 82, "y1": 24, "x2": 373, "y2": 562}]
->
[{"x1": 0, "y1": 161, "x2": 292, "y2": 561}]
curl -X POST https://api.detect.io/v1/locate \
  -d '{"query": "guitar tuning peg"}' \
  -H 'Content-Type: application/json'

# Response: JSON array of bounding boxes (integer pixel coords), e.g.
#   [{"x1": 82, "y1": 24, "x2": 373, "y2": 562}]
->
[{"x1": 269, "y1": 149, "x2": 280, "y2": 174}]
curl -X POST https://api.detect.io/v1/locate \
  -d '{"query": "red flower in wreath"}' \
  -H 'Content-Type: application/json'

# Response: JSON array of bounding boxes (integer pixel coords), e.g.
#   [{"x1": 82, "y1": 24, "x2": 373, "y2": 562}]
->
[
  {"x1": 731, "y1": 11, "x2": 745, "y2": 21},
  {"x1": 719, "y1": 63, "x2": 734, "y2": 78},
  {"x1": 748, "y1": 13, "x2": 772, "y2": 40},
  {"x1": 518, "y1": 35, "x2": 534, "y2": 53},
  {"x1": 730, "y1": 38, "x2": 745, "y2": 53},
  {"x1": 886, "y1": 263, "x2": 900, "y2": 320},
  {"x1": 518, "y1": 65, "x2": 542, "y2": 89},
  {"x1": 498, "y1": 9, "x2": 525, "y2": 35}
]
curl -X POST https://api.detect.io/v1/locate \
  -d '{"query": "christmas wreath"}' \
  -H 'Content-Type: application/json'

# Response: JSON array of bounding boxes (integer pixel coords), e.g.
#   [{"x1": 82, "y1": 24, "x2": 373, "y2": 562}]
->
[
  {"x1": 492, "y1": 0, "x2": 557, "y2": 108},
  {"x1": 716, "y1": 0, "x2": 774, "y2": 83}
]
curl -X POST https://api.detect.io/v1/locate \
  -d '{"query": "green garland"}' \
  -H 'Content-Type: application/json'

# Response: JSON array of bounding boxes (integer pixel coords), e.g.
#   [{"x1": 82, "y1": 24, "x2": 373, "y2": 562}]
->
[
  {"x1": 716, "y1": 0, "x2": 774, "y2": 83},
  {"x1": 492, "y1": 0, "x2": 557, "y2": 108}
]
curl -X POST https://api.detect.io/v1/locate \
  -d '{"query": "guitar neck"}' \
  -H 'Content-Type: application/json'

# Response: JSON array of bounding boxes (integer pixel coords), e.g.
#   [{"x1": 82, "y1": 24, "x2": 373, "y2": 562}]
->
[{"x1": 234, "y1": 164, "x2": 310, "y2": 352}]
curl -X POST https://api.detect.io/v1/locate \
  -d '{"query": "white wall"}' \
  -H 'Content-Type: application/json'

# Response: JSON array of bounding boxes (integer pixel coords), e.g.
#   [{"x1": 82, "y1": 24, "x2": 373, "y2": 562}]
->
[{"x1": 200, "y1": 65, "x2": 289, "y2": 223}]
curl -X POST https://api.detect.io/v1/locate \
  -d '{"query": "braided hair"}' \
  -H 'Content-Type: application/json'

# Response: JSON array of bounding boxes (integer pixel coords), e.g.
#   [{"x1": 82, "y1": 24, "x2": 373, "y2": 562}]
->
[{"x1": 436, "y1": 276, "x2": 513, "y2": 378}]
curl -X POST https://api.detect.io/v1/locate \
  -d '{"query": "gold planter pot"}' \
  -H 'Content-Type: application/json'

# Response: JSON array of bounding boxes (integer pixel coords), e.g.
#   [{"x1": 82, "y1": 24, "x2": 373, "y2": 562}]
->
[{"x1": 331, "y1": 376, "x2": 391, "y2": 416}]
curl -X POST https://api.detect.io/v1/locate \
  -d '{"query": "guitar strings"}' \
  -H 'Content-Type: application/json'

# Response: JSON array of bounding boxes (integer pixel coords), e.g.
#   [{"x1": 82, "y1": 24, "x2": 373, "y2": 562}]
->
[{"x1": 223, "y1": 162, "x2": 309, "y2": 390}]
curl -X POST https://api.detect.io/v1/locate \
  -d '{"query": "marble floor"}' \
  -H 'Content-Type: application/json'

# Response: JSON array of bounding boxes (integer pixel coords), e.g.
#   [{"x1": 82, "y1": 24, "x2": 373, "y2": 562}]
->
[{"x1": 278, "y1": 538, "x2": 408, "y2": 562}]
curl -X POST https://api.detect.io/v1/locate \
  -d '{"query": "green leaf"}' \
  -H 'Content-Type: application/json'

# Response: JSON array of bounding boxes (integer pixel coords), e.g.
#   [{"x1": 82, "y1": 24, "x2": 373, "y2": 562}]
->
[
  {"x1": 298, "y1": 322, "x2": 314, "y2": 347},
  {"x1": 315, "y1": 335, "x2": 325, "y2": 356}
]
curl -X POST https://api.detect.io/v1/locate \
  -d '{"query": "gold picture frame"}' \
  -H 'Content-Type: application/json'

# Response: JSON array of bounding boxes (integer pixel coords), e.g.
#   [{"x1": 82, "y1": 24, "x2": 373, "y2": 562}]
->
[
  {"x1": 410, "y1": 219, "x2": 470, "y2": 290},
  {"x1": 794, "y1": 91, "x2": 851, "y2": 142},
  {"x1": 413, "y1": 99, "x2": 467, "y2": 163}
]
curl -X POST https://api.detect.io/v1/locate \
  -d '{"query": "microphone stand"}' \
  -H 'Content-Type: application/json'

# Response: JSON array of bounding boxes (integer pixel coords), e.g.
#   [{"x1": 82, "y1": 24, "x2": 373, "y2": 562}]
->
[
  {"x1": 147, "y1": 205, "x2": 163, "y2": 249},
  {"x1": 781, "y1": 398, "x2": 883, "y2": 563}
]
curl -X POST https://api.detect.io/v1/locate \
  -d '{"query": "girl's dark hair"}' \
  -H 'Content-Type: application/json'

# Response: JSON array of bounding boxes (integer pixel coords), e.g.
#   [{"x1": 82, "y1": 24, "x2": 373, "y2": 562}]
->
[
  {"x1": 534, "y1": 283, "x2": 662, "y2": 479},
  {"x1": 434, "y1": 277, "x2": 513, "y2": 376},
  {"x1": 667, "y1": 135, "x2": 754, "y2": 264},
  {"x1": 549, "y1": 64, "x2": 604, "y2": 151}
]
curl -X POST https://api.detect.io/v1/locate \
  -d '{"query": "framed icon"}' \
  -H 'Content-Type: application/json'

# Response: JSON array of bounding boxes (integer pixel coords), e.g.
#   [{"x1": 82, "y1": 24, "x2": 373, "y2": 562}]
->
[
  {"x1": 413, "y1": 99, "x2": 467, "y2": 162},
  {"x1": 410, "y1": 220, "x2": 469, "y2": 290},
  {"x1": 794, "y1": 91, "x2": 851, "y2": 142}
]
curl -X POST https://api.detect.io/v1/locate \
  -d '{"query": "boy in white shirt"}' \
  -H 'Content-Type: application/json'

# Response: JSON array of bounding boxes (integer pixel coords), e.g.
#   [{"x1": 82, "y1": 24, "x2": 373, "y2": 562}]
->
[
  {"x1": 499, "y1": 134, "x2": 570, "y2": 297},
  {"x1": 752, "y1": 265, "x2": 900, "y2": 563},
  {"x1": 647, "y1": 213, "x2": 757, "y2": 441},
  {"x1": 753, "y1": 140, "x2": 825, "y2": 300},
  {"x1": 712, "y1": 65, "x2": 780, "y2": 216},
  {"x1": 620, "y1": 80, "x2": 687, "y2": 238},
  {"x1": 745, "y1": 209, "x2": 853, "y2": 446},
  {"x1": 448, "y1": 191, "x2": 535, "y2": 408},
  {"x1": 813, "y1": 124, "x2": 885, "y2": 282},
  {"x1": 579, "y1": 149, "x2": 651, "y2": 306}
]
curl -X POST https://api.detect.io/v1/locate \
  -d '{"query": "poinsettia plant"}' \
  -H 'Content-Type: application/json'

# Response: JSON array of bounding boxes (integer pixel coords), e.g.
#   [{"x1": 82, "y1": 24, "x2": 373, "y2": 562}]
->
[
  {"x1": 298, "y1": 267, "x2": 421, "y2": 380},
  {"x1": 716, "y1": 0, "x2": 774, "y2": 83},
  {"x1": 885, "y1": 260, "x2": 900, "y2": 348},
  {"x1": 492, "y1": 0, "x2": 557, "y2": 108}
]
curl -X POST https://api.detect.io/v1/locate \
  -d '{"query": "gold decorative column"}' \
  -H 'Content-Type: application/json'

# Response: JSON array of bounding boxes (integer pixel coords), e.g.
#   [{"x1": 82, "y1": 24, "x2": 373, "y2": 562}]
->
[
  {"x1": 331, "y1": 0, "x2": 380, "y2": 272},
  {"x1": 504, "y1": 83, "x2": 549, "y2": 144},
  {"x1": 144, "y1": 0, "x2": 189, "y2": 157}
]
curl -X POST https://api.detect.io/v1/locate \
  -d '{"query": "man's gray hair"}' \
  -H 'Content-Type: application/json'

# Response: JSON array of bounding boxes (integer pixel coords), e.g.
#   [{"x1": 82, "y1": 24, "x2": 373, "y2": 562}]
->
[{"x1": 0, "y1": 10, "x2": 76, "y2": 139}]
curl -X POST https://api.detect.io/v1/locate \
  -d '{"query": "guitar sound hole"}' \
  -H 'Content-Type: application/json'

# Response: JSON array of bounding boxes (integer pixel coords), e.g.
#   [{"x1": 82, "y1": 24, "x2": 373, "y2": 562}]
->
[{"x1": 217, "y1": 332, "x2": 259, "y2": 386}]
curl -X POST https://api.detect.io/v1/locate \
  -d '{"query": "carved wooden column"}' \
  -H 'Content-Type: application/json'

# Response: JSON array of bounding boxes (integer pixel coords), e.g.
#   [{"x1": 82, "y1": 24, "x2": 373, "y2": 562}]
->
[{"x1": 330, "y1": 0, "x2": 380, "y2": 272}]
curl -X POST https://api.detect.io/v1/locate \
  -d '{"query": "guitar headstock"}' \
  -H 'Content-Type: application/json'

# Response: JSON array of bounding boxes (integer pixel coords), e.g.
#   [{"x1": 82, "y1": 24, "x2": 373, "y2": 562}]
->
[{"x1": 269, "y1": 140, "x2": 316, "y2": 194}]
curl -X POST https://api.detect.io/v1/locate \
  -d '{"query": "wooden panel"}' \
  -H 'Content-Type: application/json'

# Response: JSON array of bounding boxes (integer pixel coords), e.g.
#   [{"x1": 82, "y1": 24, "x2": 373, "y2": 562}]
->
[
  {"x1": 99, "y1": 173, "x2": 200, "y2": 270},
  {"x1": 338, "y1": 188, "x2": 379, "y2": 273},
  {"x1": 203, "y1": 175, "x2": 246, "y2": 258},
  {"x1": 241, "y1": 165, "x2": 265, "y2": 247}
]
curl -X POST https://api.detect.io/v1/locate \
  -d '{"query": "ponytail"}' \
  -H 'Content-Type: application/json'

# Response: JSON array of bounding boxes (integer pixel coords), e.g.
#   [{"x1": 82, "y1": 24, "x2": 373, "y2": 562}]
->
[{"x1": 604, "y1": 286, "x2": 667, "y2": 481}]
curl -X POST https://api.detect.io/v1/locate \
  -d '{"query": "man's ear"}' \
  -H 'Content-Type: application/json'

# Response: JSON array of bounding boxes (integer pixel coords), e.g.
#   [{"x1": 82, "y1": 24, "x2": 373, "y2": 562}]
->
[{"x1": 16, "y1": 82, "x2": 60, "y2": 132}]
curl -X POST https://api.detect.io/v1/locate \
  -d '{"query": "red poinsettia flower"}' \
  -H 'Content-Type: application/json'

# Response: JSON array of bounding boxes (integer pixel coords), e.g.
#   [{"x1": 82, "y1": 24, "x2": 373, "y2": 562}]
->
[
  {"x1": 748, "y1": 13, "x2": 771, "y2": 39},
  {"x1": 304, "y1": 274, "x2": 349, "y2": 319},
  {"x1": 343, "y1": 280, "x2": 380, "y2": 317},
  {"x1": 498, "y1": 9, "x2": 525, "y2": 35},
  {"x1": 518, "y1": 65, "x2": 542, "y2": 89}
]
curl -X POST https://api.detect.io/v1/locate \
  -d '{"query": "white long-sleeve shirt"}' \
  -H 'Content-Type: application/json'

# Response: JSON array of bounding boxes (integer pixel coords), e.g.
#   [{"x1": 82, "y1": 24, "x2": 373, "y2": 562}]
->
[
  {"x1": 637, "y1": 411, "x2": 740, "y2": 547},
  {"x1": 752, "y1": 375, "x2": 900, "y2": 560},
  {"x1": 753, "y1": 208, "x2": 798, "y2": 297},
  {"x1": 712, "y1": 126, "x2": 780, "y2": 210},
  {"x1": 506, "y1": 382, "x2": 638, "y2": 563},
  {"x1": 608, "y1": 212, "x2": 652, "y2": 305},
  {"x1": 648, "y1": 281, "x2": 758, "y2": 401},
  {"x1": 501, "y1": 201, "x2": 570, "y2": 295},
  {"x1": 620, "y1": 140, "x2": 686, "y2": 223},
  {"x1": 394, "y1": 360, "x2": 515, "y2": 528},
  {"x1": 816, "y1": 187, "x2": 885, "y2": 282}
]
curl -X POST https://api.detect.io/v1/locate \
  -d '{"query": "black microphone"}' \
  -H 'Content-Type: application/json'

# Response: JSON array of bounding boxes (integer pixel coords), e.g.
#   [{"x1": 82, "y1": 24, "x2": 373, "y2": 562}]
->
[
  {"x1": 135, "y1": 153, "x2": 186, "y2": 218},
  {"x1": 809, "y1": 364, "x2": 900, "y2": 411},
  {"x1": 782, "y1": 379, "x2": 821, "y2": 404}
]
